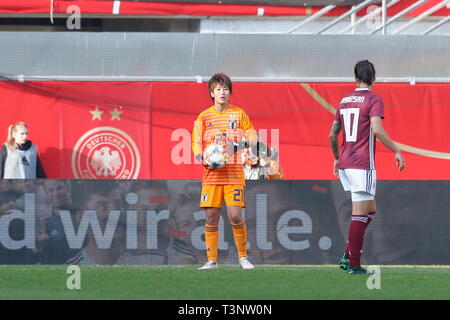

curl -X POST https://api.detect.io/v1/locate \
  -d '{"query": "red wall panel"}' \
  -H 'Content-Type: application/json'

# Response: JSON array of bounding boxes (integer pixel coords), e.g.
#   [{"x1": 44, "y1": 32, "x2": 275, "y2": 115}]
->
[{"x1": 1, "y1": 80, "x2": 449, "y2": 180}]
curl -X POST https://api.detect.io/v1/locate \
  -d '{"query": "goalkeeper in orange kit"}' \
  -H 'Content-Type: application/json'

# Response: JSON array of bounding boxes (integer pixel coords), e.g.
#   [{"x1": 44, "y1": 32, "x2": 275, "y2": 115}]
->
[{"x1": 192, "y1": 73, "x2": 257, "y2": 269}]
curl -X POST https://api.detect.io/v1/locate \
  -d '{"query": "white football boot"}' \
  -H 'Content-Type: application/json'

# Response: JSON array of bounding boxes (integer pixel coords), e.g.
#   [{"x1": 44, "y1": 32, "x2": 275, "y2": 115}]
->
[
  {"x1": 197, "y1": 261, "x2": 218, "y2": 270},
  {"x1": 239, "y1": 257, "x2": 255, "y2": 269}
]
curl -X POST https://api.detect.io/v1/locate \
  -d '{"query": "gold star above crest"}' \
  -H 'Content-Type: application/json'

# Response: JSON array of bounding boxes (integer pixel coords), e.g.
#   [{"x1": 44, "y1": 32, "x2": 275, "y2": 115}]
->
[
  {"x1": 90, "y1": 106, "x2": 104, "y2": 121},
  {"x1": 110, "y1": 107, "x2": 122, "y2": 121}
]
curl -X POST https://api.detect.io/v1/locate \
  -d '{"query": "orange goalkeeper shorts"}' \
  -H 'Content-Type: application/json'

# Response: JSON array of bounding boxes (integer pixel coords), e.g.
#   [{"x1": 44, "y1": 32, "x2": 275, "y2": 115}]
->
[{"x1": 200, "y1": 185, "x2": 245, "y2": 208}]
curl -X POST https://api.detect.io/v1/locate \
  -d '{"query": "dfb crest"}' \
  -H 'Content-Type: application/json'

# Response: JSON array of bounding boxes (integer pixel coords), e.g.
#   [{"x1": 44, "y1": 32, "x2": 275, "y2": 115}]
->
[{"x1": 72, "y1": 127, "x2": 141, "y2": 179}]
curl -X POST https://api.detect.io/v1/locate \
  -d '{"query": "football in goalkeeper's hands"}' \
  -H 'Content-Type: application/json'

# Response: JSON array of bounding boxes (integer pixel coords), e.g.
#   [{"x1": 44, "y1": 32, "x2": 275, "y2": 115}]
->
[{"x1": 204, "y1": 144, "x2": 227, "y2": 169}]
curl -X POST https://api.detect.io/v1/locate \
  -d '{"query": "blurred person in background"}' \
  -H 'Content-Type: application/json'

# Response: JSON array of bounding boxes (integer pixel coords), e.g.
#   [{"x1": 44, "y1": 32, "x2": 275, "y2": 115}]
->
[
  {"x1": 243, "y1": 140, "x2": 284, "y2": 180},
  {"x1": 0, "y1": 122, "x2": 46, "y2": 179},
  {"x1": 330, "y1": 180, "x2": 449, "y2": 265},
  {"x1": 244, "y1": 181, "x2": 342, "y2": 265},
  {"x1": 38, "y1": 180, "x2": 78, "y2": 264},
  {"x1": 70, "y1": 180, "x2": 125, "y2": 265},
  {"x1": 118, "y1": 181, "x2": 198, "y2": 265},
  {"x1": 167, "y1": 181, "x2": 205, "y2": 264},
  {"x1": 0, "y1": 189, "x2": 27, "y2": 264}
]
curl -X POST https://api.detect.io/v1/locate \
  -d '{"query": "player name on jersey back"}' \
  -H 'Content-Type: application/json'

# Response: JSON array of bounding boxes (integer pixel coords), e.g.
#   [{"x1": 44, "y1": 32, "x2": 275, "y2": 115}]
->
[{"x1": 340, "y1": 96, "x2": 366, "y2": 104}]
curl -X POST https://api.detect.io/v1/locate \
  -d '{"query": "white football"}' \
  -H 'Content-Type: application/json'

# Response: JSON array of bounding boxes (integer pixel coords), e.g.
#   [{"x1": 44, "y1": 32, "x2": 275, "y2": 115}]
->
[{"x1": 204, "y1": 144, "x2": 227, "y2": 169}]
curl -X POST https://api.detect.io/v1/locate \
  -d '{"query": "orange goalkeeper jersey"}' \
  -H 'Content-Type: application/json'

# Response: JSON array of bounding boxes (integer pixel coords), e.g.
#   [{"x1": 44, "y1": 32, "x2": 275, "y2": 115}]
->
[{"x1": 192, "y1": 105, "x2": 257, "y2": 186}]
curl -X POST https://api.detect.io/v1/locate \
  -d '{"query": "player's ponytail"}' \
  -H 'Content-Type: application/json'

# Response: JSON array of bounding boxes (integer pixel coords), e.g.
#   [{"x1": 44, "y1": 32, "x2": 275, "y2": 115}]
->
[
  {"x1": 354, "y1": 60, "x2": 376, "y2": 86},
  {"x1": 6, "y1": 121, "x2": 27, "y2": 151}
]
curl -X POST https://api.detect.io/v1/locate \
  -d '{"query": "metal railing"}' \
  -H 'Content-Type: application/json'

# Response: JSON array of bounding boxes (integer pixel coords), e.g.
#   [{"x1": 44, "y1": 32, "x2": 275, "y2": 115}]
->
[
  {"x1": 316, "y1": 0, "x2": 377, "y2": 34},
  {"x1": 391, "y1": 0, "x2": 450, "y2": 34},
  {"x1": 422, "y1": 15, "x2": 450, "y2": 35},
  {"x1": 287, "y1": 5, "x2": 336, "y2": 34},
  {"x1": 337, "y1": 0, "x2": 401, "y2": 34},
  {"x1": 285, "y1": 0, "x2": 450, "y2": 35}
]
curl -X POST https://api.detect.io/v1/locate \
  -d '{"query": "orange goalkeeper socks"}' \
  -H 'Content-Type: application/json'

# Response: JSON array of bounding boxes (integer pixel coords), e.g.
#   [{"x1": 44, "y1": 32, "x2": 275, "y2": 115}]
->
[
  {"x1": 231, "y1": 220, "x2": 247, "y2": 258},
  {"x1": 204, "y1": 224, "x2": 219, "y2": 261}
]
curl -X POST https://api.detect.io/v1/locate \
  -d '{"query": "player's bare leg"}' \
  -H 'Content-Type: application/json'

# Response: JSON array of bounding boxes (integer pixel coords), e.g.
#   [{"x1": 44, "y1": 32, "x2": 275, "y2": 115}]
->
[
  {"x1": 205, "y1": 207, "x2": 221, "y2": 225},
  {"x1": 352, "y1": 199, "x2": 376, "y2": 216},
  {"x1": 226, "y1": 205, "x2": 243, "y2": 225},
  {"x1": 354, "y1": 198, "x2": 377, "y2": 227},
  {"x1": 227, "y1": 206, "x2": 254, "y2": 269},
  {"x1": 198, "y1": 207, "x2": 221, "y2": 270}
]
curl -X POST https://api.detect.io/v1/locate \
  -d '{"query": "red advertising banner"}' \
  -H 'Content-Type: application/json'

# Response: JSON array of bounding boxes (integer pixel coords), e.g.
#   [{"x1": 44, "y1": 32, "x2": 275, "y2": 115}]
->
[
  {"x1": 1, "y1": 0, "x2": 448, "y2": 17},
  {"x1": 1, "y1": 80, "x2": 449, "y2": 180}
]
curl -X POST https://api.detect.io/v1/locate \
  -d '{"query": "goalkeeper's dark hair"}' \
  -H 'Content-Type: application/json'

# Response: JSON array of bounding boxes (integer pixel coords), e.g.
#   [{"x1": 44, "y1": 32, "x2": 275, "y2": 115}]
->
[
  {"x1": 354, "y1": 60, "x2": 376, "y2": 86},
  {"x1": 208, "y1": 73, "x2": 232, "y2": 100}
]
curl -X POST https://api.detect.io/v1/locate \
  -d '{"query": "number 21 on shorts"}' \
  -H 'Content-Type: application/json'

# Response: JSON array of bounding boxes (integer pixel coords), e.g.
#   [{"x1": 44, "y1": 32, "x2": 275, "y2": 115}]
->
[
  {"x1": 233, "y1": 189, "x2": 242, "y2": 202},
  {"x1": 341, "y1": 108, "x2": 360, "y2": 142}
]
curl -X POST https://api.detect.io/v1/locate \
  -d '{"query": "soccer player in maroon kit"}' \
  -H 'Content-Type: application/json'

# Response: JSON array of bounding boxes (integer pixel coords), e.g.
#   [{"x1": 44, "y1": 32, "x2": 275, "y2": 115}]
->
[{"x1": 329, "y1": 60, "x2": 405, "y2": 274}]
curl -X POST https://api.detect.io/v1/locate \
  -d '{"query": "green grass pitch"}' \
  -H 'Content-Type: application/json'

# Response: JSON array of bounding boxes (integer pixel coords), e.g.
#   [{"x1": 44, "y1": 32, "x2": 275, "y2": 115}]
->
[{"x1": 0, "y1": 265, "x2": 449, "y2": 300}]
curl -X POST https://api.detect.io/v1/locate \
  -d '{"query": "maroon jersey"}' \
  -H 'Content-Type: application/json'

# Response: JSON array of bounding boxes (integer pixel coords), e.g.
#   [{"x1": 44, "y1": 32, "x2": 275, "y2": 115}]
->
[{"x1": 335, "y1": 88, "x2": 384, "y2": 170}]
